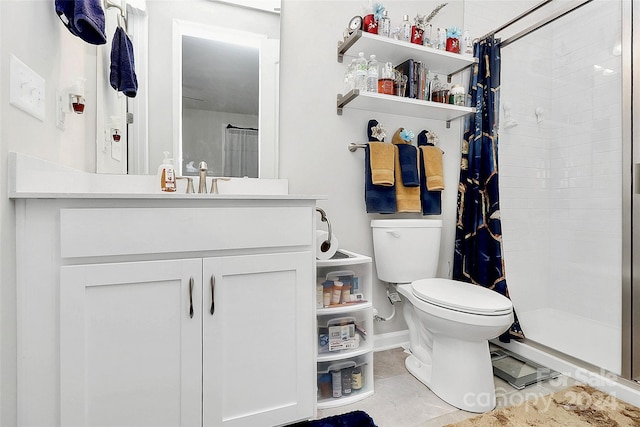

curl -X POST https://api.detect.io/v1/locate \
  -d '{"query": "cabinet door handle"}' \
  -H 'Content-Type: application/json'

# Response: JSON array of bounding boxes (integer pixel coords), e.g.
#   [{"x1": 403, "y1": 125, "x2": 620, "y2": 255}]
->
[
  {"x1": 189, "y1": 276, "x2": 194, "y2": 319},
  {"x1": 210, "y1": 275, "x2": 215, "y2": 315}
]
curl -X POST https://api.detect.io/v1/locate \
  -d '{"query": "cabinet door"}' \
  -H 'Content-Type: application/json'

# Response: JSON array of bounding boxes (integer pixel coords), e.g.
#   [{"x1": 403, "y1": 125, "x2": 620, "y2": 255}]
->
[
  {"x1": 203, "y1": 252, "x2": 315, "y2": 427},
  {"x1": 60, "y1": 259, "x2": 203, "y2": 427}
]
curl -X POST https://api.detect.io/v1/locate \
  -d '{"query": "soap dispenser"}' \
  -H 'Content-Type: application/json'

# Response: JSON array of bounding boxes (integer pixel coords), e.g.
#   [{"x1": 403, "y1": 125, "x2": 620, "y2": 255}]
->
[{"x1": 158, "y1": 152, "x2": 176, "y2": 192}]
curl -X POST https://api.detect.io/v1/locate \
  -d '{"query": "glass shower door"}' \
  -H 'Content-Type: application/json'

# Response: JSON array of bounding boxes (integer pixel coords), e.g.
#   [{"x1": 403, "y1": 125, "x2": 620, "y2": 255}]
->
[{"x1": 499, "y1": 0, "x2": 624, "y2": 376}]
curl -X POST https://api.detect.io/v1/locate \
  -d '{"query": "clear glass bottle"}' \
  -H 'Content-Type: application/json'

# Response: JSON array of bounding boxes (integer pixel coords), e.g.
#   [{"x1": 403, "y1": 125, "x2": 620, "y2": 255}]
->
[
  {"x1": 401, "y1": 15, "x2": 411, "y2": 42},
  {"x1": 354, "y1": 52, "x2": 368, "y2": 91},
  {"x1": 379, "y1": 10, "x2": 391, "y2": 37},
  {"x1": 437, "y1": 27, "x2": 446, "y2": 50},
  {"x1": 366, "y1": 54, "x2": 379, "y2": 92},
  {"x1": 343, "y1": 58, "x2": 356, "y2": 93}
]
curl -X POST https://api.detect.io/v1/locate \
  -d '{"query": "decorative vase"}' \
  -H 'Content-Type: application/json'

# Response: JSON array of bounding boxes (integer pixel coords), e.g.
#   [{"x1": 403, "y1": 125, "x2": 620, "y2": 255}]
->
[
  {"x1": 363, "y1": 14, "x2": 378, "y2": 34},
  {"x1": 446, "y1": 37, "x2": 460, "y2": 53},
  {"x1": 411, "y1": 26, "x2": 424, "y2": 45}
]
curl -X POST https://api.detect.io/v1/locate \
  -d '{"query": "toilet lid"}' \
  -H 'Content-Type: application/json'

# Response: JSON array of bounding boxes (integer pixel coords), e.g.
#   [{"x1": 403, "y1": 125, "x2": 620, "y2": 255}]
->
[{"x1": 412, "y1": 278, "x2": 513, "y2": 315}]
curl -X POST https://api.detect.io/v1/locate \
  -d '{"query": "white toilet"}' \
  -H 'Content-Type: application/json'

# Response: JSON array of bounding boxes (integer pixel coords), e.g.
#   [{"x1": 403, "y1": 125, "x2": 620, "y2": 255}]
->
[{"x1": 371, "y1": 219, "x2": 514, "y2": 413}]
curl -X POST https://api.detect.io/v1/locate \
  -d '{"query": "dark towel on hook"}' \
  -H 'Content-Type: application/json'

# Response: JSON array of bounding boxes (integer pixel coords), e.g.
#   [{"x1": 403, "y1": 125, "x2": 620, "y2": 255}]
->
[
  {"x1": 110, "y1": 26, "x2": 138, "y2": 97},
  {"x1": 364, "y1": 144, "x2": 396, "y2": 214},
  {"x1": 55, "y1": 0, "x2": 107, "y2": 45}
]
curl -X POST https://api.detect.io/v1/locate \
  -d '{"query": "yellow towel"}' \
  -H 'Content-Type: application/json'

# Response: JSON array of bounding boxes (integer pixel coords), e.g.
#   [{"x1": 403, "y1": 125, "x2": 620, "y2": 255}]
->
[
  {"x1": 369, "y1": 142, "x2": 395, "y2": 186},
  {"x1": 394, "y1": 145, "x2": 421, "y2": 212},
  {"x1": 420, "y1": 146, "x2": 445, "y2": 191}
]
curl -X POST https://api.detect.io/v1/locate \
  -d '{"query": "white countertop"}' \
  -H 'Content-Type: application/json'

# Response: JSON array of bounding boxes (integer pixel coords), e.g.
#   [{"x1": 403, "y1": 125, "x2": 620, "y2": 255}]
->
[{"x1": 8, "y1": 152, "x2": 322, "y2": 200}]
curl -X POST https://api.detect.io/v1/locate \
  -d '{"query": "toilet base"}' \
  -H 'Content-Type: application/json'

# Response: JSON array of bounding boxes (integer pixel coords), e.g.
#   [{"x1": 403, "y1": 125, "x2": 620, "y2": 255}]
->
[{"x1": 406, "y1": 336, "x2": 496, "y2": 413}]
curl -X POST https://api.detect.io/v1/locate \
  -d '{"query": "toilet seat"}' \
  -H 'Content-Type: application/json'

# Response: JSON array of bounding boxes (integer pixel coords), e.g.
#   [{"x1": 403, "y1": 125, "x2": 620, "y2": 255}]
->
[{"x1": 411, "y1": 278, "x2": 512, "y2": 316}]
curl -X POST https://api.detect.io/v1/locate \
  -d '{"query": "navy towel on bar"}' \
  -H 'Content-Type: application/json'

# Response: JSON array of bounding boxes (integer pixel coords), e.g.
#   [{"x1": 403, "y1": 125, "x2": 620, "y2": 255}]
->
[
  {"x1": 55, "y1": 0, "x2": 107, "y2": 45},
  {"x1": 365, "y1": 144, "x2": 396, "y2": 214},
  {"x1": 396, "y1": 144, "x2": 420, "y2": 187},
  {"x1": 110, "y1": 26, "x2": 138, "y2": 97}
]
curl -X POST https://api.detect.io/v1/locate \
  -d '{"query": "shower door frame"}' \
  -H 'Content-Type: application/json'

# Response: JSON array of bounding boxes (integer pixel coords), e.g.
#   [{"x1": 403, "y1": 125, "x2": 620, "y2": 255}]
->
[{"x1": 629, "y1": 0, "x2": 639, "y2": 382}]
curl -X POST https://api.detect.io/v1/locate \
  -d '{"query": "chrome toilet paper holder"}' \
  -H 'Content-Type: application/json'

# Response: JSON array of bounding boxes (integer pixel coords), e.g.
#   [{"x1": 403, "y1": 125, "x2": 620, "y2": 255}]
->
[{"x1": 315, "y1": 208, "x2": 333, "y2": 253}]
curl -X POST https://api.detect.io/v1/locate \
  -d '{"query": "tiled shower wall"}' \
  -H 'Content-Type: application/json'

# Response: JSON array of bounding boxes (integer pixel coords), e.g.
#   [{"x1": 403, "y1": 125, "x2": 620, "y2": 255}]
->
[{"x1": 499, "y1": 0, "x2": 622, "y2": 370}]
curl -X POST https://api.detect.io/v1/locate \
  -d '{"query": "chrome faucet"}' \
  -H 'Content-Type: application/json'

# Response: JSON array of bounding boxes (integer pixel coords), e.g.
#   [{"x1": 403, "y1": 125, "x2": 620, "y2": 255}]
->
[
  {"x1": 176, "y1": 176, "x2": 195, "y2": 193},
  {"x1": 198, "y1": 161, "x2": 208, "y2": 194}
]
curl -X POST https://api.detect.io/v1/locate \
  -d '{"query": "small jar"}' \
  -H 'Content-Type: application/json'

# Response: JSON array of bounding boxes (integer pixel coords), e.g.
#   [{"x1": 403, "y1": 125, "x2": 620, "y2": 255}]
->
[
  {"x1": 322, "y1": 281, "x2": 333, "y2": 307},
  {"x1": 450, "y1": 84, "x2": 466, "y2": 106},
  {"x1": 318, "y1": 373, "x2": 332, "y2": 399},
  {"x1": 331, "y1": 281, "x2": 343, "y2": 305},
  {"x1": 351, "y1": 366, "x2": 363, "y2": 390},
  {"x1": 341, "y1": 284, "x2": 352, "y2": 304}
]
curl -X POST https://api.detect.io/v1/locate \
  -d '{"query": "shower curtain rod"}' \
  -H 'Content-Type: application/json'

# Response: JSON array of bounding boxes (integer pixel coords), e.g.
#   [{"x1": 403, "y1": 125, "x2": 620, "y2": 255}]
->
[{"x1": 479, "y1": 0, "x2": 593, "y2": 48}]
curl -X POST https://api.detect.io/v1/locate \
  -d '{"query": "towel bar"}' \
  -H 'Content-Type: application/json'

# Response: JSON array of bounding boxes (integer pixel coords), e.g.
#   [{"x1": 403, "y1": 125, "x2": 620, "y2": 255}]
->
[
  {"x1": 349, "y1": 142, "x2": 443, "y2": 154},
  {"x1": 348, "y1": 143, "x2": 368, "y2": 152}
]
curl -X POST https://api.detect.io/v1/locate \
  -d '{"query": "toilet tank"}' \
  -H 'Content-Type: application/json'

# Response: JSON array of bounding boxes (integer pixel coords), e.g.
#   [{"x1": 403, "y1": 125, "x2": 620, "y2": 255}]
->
[{"x1": 371, "y1": 219, "x2": 443, "y2": 283}]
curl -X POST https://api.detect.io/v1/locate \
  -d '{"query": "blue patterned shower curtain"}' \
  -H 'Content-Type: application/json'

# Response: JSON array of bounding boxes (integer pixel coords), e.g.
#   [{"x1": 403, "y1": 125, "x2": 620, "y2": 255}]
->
[{"x1": 453, "y1": 35, "x2": 524, "y2": 342}]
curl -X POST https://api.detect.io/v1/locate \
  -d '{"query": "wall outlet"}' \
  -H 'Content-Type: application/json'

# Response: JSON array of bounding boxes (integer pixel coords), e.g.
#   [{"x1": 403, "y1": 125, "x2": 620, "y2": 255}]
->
[{"x1": 9, "y1": 54, "x2": 45, "y2": 121}]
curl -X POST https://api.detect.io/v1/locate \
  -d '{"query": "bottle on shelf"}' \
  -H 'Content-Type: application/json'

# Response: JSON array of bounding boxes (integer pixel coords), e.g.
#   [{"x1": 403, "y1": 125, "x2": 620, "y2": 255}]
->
[
  {"x1": 331, "y1": 370, "x2": 342, "y2": 398},
  {"x1": 379, "y1": 10, "x2": 391, "y2": 37},
  {"x1": 343, "y1": 58, "x2": 357, "y2": 94},
  {"x1": 366, "y1": 54, "x2": 379, "y2": 93},
  {"x1": 436, "y1": 27, "x2": 446, "y2": 50},
  {"x1": 352, "y1": 366, "x2": 363, "y2": 390},
  {"x1": 401, "y1": 15, "x2": 411, "y2": 42},
  {"x1": 354, "y1": 52, "x2": 368, "y2": 92},
  {"x1": 378, "y1": 61, "x2": 394, "y2": 95},
  {"x1": 463, "y1": 30, "x2": 473, "y2": 55}
]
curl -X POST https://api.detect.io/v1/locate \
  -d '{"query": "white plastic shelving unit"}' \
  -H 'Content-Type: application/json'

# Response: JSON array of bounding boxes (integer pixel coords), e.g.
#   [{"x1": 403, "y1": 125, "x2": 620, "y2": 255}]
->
[
  {"x1": 336, "y1": 30, "x2": 477, "y2": 126},
  {"x1": 316, "y1": 249, "x2": 374, "y2": 409}
]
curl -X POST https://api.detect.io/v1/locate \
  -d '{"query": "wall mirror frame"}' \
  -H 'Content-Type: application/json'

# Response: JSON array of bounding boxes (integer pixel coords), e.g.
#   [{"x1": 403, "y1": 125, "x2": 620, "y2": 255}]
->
[
  {"x1": 171, "y1": 18, "x2": 280, "y2": 178},
  {"x1": 113, "y1": 0, "x2": 280, "y2": 177}
]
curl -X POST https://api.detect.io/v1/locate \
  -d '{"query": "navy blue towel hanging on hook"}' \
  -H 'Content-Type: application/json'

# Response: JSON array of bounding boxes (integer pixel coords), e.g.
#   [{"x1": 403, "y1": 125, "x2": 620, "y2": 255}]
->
[
  {"x1": 110, "y1": 26, "x2": 138, "y2": 98},
  {"x1": 55, "y1": 0, "x2": 107, "y2": 45}
]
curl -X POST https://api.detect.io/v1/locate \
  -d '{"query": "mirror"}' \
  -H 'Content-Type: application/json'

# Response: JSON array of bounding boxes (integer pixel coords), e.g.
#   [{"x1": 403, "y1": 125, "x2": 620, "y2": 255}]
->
[
  {"x1": 140, "y1": 0, "x2": 280, "y2": 177},
  {"x1": 174, "y1": 21, "x2": 279, "y2": 178}
]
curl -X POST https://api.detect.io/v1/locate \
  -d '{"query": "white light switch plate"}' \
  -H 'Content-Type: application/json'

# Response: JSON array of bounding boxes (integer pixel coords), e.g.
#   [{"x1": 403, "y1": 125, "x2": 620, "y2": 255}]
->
[{"x1": 9, "y1": 54, "x2": 45, "y2": 121}]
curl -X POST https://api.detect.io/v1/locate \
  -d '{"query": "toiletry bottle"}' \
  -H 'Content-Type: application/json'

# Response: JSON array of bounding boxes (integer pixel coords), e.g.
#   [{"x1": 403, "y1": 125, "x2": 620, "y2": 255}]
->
[
  {"x1": 401, "y1": 15, "x2": 411, "y2": 42},
  {"x1": 331, "y1": 370, "x2": 342, "y2": 398},
  {"x1": 354, "y1": 52, "x2": 368, "y2": 92},
  {"x1": 341, "y1": 368, "x2": 353, "y2": 395},
  {"x1": 158, "y1": 151, "x2": 177, "y2": 192},
  {"x1": 344, "y1": 58, "x2": 357, "y2": 93},
  {"x1": 366, "y1": 54, "x2": 379, "y2": 93},
  {"x1": 463, "y1": 30, "x2": 473, "y2": 55},
  {"x1": 379, "y1": 10, "x2": 391, "y2": 37},
  {"x1": 378, "y1": 62, "x2": 394, "y2": 95},
  {"x1": 331, "y1": 281, "x2": 343, "y2": 305},
  {"x1": 351, "y1": 366, "x2": 363, "y2": 390}
]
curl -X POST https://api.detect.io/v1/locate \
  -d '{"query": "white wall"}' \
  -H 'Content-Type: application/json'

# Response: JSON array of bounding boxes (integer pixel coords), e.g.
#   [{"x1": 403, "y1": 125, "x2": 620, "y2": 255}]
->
[
  {"x1": 281, "y1": 0, "x2": 463, "y2": 337},
  {"x1": 1, "y1": 2, "x2": 99, "y2": 425},
  {"x1": 279, "y1": 0, "x2": 533, "y2": 338}
]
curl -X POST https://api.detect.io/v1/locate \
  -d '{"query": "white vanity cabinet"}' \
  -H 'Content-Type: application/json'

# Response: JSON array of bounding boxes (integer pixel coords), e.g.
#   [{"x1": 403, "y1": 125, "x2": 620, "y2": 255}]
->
[{"x1": 14, "y1": 196, "x2": 317, "y2": 427}]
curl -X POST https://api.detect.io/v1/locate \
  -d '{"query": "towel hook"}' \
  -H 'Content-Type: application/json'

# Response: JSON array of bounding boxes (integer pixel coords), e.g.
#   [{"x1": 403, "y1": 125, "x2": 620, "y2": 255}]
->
[{"x1": 105, "y1": 0, "x2": 128, "y2": 32}]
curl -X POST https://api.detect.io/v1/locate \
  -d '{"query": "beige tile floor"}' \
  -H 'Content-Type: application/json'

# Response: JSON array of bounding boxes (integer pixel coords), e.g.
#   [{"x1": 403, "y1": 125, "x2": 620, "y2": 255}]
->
[{"x1": 317, "y1": 347, "x2": 577, "y2": 427}]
